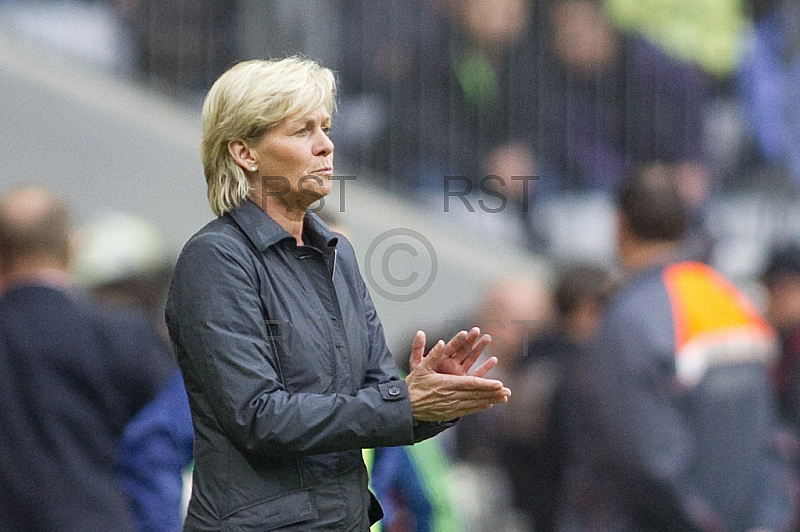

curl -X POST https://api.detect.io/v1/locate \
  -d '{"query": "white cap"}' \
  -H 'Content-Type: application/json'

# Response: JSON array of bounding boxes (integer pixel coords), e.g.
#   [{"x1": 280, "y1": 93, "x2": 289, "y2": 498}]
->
[{"x1": 72, "y1": 211, "x2": 168, "y2": 288}]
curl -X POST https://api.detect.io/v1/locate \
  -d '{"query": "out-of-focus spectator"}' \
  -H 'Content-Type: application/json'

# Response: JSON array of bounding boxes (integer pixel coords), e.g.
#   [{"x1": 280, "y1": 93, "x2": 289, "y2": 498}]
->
[
  {"x1": 536, "y1": 0, "x2": 710, "y2": 194},
  {"x1": 737, "y1": 0, "x2": 800, "y2": 193},
  {"x1": 0, "y1": 186, "x2": 174, "y2": 531},
  {"x1": 552, "y1": 263, "x2": 617, "y2": 347},
  {"x1": 337, "y1": 0, "x2": 540, "y2": 196},
  {"x1": 504, "y1": 262, "x2": 616, "y2": 532},
  {"x1": 117, "y1": 370, "x2": 193, "y2": 532},
  {"x1": 234, "y1": 1, "x2": 342, "y2": 76},
  {"x1": 639, "y1": 163, "x2": 715, "y2": 265},
  {"x1": 118, "y1": 0, "x2": 237, "y2": 98},
  {"x1": 558, "y1": 166, "x2": 796, "y2": 531},
  {"x1": 762, "y1": 244, "x2": 800, "y2": 434},
  {"x1": 73, "y1": 211, "x2": 173, "y2": 333},
  {"x1": 604, "y1": 0, "x2": 747, "y2": 77},
  {"x1": 365, "y1": 439, "x2": 466, "y2": 532},
  {"x1": 450, "y1": 141, "x2": 546, "y2": 252},
  {"x1": 74, "y1": 211, "x2": 194, "y2": 532},
  {"x1": 445, "y1": 273, "x2": 556, "y2": 532}
]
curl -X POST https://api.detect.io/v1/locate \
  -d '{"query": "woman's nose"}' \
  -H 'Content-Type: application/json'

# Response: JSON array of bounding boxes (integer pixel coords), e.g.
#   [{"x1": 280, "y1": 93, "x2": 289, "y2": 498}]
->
[{"x1": 314, "y1": 129, "x2": 334, "y2": 156}]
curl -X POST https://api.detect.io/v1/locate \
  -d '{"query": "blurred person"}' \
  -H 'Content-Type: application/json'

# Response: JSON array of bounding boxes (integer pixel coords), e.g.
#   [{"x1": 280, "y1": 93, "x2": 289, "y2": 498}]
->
[
  {"x1": 0, "y1": 186, "x2": 174, "y2": 531},
  {"x1": 762, "y1": 244, "x2": 800, "y2": 435},
  {"x1": 454, "y1": 264, "x2": 615, "y2": 532},
  {"x1": 117, "y1": 370, "x2": 193, "y2": 532},
  {"x1": 510, "y1": 262, "x2": 616, "y2": 532},
  {"x1": 451, "y1": 273, "x2": 556, "y2": 447},
  {"x1": 536, "y1": 0, "x2": 710, "y2": 194},
  {"x1": 761, "y1": 244, "x2": 800, "y2": 527},
  {"x1": 557, "y1": 166, "x2": 796, "y2": 531},
  {"x1": 552, "y1": 263, "x2": 617, "y2": 347},
  {"x1": 74, "y1": 211, "x2": 194, "y2": 532},
  {"x1": 337, "y1": 0, "x2": 541, "y2": 196},
  {"x1": 166, "y1": 57, "x2": 511, "y2": 531},
  {"x1": 603, "y1": 0, "x2": 747, "y2": 78},
  {"x1": 74, "y1": 211, "x2": 174, "y2": 333},
  {"x1": 737, "y1": 0, "x2": 800, "y2": 193},
  {"x1": 117, "y1": 0, "x2": 237, "y2": 98},
  {"x1": 335, "y1": 0, "x2": 445, "y2": 161},
  {"x1": 447, "y1": 273, "x2": 556, "y2": 532},
  {"x1": 452, "y1": 141, "x2": 548, "y2": 252},
  {"x1": 640, "y1": 163, "x2": 715, "y2": 265},
  {"x1": 365, "y1": 437, "x2": 466, "y2": 532}
]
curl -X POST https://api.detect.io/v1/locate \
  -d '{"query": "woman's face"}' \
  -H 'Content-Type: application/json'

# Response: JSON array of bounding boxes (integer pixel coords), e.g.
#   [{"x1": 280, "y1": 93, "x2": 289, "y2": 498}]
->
[{"x1": 249, "y1": 105, "x2": 334, "y2": 212}]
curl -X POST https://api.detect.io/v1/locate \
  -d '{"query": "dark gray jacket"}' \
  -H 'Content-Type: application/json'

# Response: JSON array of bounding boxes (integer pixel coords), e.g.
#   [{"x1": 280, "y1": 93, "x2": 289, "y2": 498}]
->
[{"x1": 166, "y1": 200, "x2": 446, "y2": 531}]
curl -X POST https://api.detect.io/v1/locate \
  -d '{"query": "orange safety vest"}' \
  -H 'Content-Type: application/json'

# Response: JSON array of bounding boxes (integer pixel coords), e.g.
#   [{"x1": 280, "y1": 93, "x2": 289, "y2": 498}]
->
[{"x1": 662, "y1": 262, "x2": 777, "y2": 387}]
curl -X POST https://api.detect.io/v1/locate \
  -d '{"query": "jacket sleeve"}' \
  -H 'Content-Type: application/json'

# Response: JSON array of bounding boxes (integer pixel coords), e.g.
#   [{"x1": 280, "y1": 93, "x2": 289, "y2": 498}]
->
[
  {"x1": 117, "y1": 369, "x2": 194, "y2": 532},
  {"x1": 166, "y1": 232, "x2": 416, "y2": 457}
]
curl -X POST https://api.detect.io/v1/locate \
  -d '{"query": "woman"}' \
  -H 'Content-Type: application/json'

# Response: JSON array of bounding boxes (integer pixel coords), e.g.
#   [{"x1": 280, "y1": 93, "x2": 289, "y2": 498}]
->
[{"x1": 165, "y1": 57, "x2": 511, "y2": 531}]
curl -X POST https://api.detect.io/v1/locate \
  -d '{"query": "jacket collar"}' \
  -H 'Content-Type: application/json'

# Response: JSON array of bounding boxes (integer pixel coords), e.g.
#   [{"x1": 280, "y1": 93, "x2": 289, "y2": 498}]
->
[
  {"x1": 303, "y1": 211, "x2": 339, "y2": 252},
  {"x1": 228, "y1": 198, "x2": 338, "y2": 252}
]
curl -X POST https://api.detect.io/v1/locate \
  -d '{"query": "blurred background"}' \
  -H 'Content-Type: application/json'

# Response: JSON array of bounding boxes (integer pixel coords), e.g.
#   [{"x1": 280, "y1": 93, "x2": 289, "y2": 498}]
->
[{"x1": 2, "y1": 0, "x2": 800, "y2": 530}]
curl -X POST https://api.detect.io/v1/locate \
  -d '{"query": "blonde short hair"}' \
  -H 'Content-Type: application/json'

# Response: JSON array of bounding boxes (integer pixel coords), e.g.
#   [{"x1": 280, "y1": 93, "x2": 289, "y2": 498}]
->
[{"x1": 201, "y1": 57, "x2": 336, "y2": 216}]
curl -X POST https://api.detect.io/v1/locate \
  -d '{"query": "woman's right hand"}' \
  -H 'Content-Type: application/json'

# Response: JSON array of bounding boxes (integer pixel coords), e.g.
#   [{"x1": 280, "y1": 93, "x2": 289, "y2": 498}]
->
[{"x1": 405, "y1": 333, "x2": 511, "y2": 422}]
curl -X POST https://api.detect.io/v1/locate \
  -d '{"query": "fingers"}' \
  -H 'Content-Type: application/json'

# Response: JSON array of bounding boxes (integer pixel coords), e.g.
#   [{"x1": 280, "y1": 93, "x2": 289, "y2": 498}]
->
[
  {"x1": 462, "y1": 333, "x2": 491, "y2": 369},
  {"x1": 407, "y1": 330, "x2": 426, "y2": 371},
  {"x1": 442, "y1": 374, "x2": 505, "y2": 391},
  {"x1": 421, "y1": 340, "x2": 445, "y2": 371},
  {"x1": 462, "y1": 385, "x2": 510, "y2": 402},
  {"x1": 471, "y1": 356, "x2": 498, "y2": 378},
  {"x1": 441, "y1": 327, "x2": 492, "y2": 373},
  {"x1": 445, "y1": 328, "x2": 479, "y2": 364},
  {"x1": 451, "y1": 399, "x2": 506, "y2": 419},
  {"x1": 410, "y1": 386, "x2": 511, "y2": 421}
]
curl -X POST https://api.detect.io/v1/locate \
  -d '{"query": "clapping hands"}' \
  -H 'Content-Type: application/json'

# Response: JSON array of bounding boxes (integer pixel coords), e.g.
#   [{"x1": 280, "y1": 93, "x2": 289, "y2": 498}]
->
[
  {"x1": 408, "y1": 327, "x2": 497, "y2": 377},
  {"x1": 405, "y1": 328, "x2": 511, "y2": 422}
]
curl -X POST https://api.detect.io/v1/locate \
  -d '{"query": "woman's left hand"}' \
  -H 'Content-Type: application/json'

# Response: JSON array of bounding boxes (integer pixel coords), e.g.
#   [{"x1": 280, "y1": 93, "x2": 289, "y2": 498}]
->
[{"x1": 408, "y1": 328, "x2": 496, "y2": 378}]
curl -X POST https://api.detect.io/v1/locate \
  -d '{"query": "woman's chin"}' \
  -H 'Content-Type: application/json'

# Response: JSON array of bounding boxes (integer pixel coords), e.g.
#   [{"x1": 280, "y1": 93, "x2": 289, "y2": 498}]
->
[
  {"x1": 299, "y1": 184, "x2": 332, "y2": 211},
  {"x1": 312, "y1": 182, "x2": 333, "y2": 199}
]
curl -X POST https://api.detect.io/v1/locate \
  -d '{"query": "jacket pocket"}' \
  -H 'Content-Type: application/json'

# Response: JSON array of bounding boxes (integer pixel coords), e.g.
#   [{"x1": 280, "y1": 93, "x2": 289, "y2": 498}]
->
[{"x1": 221, "y1": 489, "x2": 317, "y2": 531}]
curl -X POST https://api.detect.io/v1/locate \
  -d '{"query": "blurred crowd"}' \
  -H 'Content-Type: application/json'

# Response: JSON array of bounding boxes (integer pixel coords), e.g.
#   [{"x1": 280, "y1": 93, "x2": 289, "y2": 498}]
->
[
  {"x1": 4, "y1": 0, "x2": 800, "y2": 531},
  {"x1": 1, "y1": 0, "x2": 798, "y2": 195},
  {"x1": 4, "y1": 0, "x2": 800, "y2": 271}
]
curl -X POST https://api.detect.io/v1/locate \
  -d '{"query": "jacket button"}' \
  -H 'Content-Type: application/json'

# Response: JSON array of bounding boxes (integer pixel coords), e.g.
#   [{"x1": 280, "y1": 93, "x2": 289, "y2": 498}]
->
[{"x1": 388, "y1": 386, "x2": 401, "y2": 397}]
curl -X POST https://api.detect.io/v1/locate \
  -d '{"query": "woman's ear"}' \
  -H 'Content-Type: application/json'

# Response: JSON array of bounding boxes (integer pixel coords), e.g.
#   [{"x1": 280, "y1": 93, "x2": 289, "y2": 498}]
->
[{"x1": 228, "y1": 139, "x2": 256, "y2": 172}]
